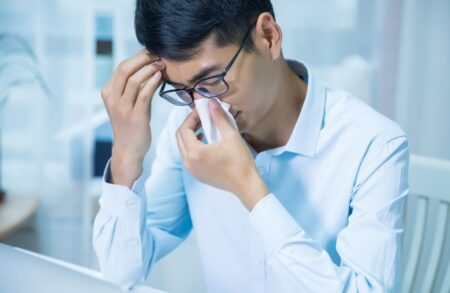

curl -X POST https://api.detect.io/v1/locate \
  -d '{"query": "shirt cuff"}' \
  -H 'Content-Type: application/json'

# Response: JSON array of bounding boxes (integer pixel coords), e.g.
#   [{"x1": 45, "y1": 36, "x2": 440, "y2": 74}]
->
[
  {"x1": 249, "y1": 193, "x2": 302, "y2": 254},
  {"x1": 99, "y1": 158, "x2": 147, "y2": 216}
]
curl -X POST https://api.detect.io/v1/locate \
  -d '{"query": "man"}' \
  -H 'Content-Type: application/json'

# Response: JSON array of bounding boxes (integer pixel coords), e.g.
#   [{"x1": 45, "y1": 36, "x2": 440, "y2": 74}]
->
[{"x1": 93, "y1": 0, "x2": 409, "y2": 292}]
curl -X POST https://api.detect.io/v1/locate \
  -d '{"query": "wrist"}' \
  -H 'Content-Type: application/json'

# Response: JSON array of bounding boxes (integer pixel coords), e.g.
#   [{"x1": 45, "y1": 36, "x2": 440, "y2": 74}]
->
[
  {"x1": 237, "y1": 172, "x2": 269, "y2": 211},
  {"x1": 110, "y1": 153, "x2": 143, "y2": 188},
  {"x1": 111, "y1": 145, "x2": 145, "y2": 165}
]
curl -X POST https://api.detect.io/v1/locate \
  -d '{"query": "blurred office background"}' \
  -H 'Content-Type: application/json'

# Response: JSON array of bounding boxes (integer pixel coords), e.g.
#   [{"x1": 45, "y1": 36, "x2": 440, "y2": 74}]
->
[{"x1": 0, "y1": 0, "x2": 449, "y2": 292}]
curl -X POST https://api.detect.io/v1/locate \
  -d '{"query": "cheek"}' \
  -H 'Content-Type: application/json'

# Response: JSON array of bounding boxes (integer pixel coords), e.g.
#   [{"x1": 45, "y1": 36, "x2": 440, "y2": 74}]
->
[
  {"x1": 234, "y1": 68, "x2": 267, "y2": 108},
  {"x1": 243, "y1": 74, "x2": 275, "y2": 114},
  {"x1": 235, "y1": 92, "x2": 271, "y2": 132},
  {"x1": 230, "y1": 58, "x2": 276, "y2": 126}
]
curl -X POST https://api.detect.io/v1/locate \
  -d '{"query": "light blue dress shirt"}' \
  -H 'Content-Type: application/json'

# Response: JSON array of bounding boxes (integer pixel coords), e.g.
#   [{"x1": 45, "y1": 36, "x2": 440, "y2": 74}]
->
[{"x1": 93, "y1": 61, "x2": 409, "y2": 292}]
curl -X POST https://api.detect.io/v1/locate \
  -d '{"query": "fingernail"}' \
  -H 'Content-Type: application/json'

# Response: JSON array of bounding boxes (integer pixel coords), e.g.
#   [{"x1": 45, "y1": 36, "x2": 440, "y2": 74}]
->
[
  {"x1": 153, "y1": 71, "x2": 161, "y2": 79},
  {"x1": 210, "y1": 99, "x2": 220, "y2": 109}
]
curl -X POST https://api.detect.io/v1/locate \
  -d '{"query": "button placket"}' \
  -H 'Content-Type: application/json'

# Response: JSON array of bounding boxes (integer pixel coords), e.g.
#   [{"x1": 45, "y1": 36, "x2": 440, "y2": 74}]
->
[
  {"x1": 255, "y1": 152, "x2": 270, "y2": 182},
  {"x1": 127, "y1": 239, "x2": 138, "y2": 247},
  {"x1": 249, "y1": 228, "x2": 266, "y2": 293},
  {"x1": 126, "y1": 198, "x2": 137, "y2": 207},
  {"x1": 257, "y1": 166, "x2": 265, "y2": 176},
  {"x1": 252, "y1": 257, "x2": 262, "y2": 267}
]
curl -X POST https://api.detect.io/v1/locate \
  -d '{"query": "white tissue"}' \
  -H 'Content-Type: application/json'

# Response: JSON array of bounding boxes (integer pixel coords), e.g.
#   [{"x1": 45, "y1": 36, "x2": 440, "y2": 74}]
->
[{"x1": 194, "y1": 97, "x2": 238, "y2": 144}]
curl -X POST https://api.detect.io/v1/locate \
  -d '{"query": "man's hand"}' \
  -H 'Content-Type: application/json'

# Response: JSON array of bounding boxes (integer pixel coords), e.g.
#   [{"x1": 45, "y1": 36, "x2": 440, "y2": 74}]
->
[
  {"x1": 176, "y1": 98, "x2": 269, "y2": 210},
  {"x1": 101, "y1": 49, "x2": 165, "y2": 188}
]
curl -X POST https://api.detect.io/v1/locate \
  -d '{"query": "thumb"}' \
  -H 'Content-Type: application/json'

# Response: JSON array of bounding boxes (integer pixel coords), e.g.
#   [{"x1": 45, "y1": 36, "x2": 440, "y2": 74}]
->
[{"x1": 209, "y1": 98, "x2": 235, "y2": 136}]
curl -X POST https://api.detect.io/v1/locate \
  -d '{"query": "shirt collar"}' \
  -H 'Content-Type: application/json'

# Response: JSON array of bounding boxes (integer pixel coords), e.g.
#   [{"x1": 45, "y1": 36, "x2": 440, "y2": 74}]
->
[{"x1": 269, "y1": 60, "x2": 327, "y2": 157}]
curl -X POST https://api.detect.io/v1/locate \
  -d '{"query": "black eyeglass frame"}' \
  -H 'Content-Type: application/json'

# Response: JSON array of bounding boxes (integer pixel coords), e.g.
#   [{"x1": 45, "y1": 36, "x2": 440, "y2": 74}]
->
[{"x1": 159, "y1": 22, "x2": 256, "y2": 106}]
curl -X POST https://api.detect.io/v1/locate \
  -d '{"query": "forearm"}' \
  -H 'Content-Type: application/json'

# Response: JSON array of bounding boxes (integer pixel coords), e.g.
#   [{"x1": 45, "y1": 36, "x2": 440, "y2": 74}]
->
[
  {"x1": 235, "y1": 171, "x2": 269, "y2": 211},
  {"x1": 92, "y1": 184, "x2": 149, "y2": 289},
  {"x1": 248, "y1": 193, "x2": 396, "y2": 292},
  {"x1": 110, "y1": 149, "x2": 144, "y2": 189}
]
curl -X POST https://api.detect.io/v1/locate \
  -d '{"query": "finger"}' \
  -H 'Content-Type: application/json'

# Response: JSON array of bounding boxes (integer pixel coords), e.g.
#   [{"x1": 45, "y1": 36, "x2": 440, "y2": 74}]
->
[
  {"x1": 183, "y1": 109, "x2": 201, "y2": 131},
  {"x1": 179, "y1": 111, "x2": 204, "y2": 150},
  {"x1": 180, "y1": 128, "x2": 204, "y2": 152},
  {"x1": 209, "y1": 98, "x2": 235, "y2": 136},
  {"x1": 187, "y1": 108, "x2": 202, "y2": 132},
  {"x1": 182, "y1": 129, "x2": 204, "y2": 150},
  {"x1": 194, "y1": 120, "x2": 202, "y2": 132},
  {"x1": 133, "y1": 70, "x2": 163, "y2": 115},
  {"x1": 111, "y1": 50, "x2": 159, "y2": 100},
  {"x1": 122, "y1": 61, "x2": 164, "y2": 108},
  {"x1": 175, "y1": 130, "x2": 188, "y2": 160},
  {"x1": 101, "y1": 64, "x2": 122, "y2": 102},
  {"x1": 102, "y1": 76, "x2": 114, "y2": 98}
]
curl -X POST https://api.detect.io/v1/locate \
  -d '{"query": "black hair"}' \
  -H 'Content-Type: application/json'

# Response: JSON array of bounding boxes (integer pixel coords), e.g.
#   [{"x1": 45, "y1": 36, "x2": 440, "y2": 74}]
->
[{"x1": 134, "y1": 0, "x2": 275, "y2": 61}]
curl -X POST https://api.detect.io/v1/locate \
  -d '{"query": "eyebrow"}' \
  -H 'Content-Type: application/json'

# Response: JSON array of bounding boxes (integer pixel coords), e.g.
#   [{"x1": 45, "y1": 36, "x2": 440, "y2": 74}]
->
[{"x1": 165, "y1": 65, "x2": 222, "y2": 86}]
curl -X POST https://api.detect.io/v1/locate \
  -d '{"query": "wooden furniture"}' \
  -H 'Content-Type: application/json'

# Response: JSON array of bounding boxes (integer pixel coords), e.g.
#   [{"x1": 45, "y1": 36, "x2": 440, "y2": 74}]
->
[
  {"x1": 402, "y1": 155, "x2": 450, "y2": 293},
  {"x1": 0, "y1": 196, "x2": 39, "y2": 239}
]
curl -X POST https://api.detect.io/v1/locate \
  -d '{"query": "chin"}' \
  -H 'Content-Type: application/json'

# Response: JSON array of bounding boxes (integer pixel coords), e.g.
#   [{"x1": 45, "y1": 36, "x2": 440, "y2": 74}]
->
[
  {"x1": 236, "y1": 116, "x2": 251, "y2": 134},
  {"x1": 235, "y1": 119, "x2": 244, "y2": 134}
]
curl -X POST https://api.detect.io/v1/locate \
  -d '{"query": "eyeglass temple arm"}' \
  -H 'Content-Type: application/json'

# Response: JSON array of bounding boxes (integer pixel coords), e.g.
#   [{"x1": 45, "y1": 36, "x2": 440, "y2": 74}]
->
[
  {"x1": 159, "y1": 81, "x2": 165, "y2": 92},
  {"x1": 224, "y1": 22, "x2": 257, "y2": 73}
]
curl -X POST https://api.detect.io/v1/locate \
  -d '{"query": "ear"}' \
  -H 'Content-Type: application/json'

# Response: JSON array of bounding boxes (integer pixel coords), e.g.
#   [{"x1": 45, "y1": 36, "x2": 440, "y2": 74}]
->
[{"x1": 254, "y1": 12, "x2": 283, "y2": 61}]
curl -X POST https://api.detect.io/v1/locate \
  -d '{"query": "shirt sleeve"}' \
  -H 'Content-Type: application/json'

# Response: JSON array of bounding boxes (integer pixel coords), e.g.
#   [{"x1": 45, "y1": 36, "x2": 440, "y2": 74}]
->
[
  {"x1": 249, "y1": 132, "x2": 410, "y2": 293},
  {"x1": 92, "y1": 108, "x2": 192, "y2": 290}
]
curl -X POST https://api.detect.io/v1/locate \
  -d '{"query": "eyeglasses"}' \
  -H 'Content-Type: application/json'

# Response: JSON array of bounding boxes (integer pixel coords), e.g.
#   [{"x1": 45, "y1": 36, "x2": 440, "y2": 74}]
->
[{"x1": 159, "y1": 23, "x2": 256, "y2": 106}]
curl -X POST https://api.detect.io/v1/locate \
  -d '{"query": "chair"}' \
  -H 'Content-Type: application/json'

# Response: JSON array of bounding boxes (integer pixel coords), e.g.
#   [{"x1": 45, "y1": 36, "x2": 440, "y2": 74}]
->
[{"x1": 402, "y1": 154, "x2": 450, "y2": 293}]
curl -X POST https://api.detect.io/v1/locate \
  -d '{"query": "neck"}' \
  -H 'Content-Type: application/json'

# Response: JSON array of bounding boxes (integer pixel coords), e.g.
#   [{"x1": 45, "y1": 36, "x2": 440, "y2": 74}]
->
[{"x1": 244, "y1": 60, "x2": 307, "y2": 153}]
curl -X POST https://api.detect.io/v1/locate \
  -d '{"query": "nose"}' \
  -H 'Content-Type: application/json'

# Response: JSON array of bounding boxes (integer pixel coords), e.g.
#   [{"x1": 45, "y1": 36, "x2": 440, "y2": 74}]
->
[
  {"x1": 189, "y1": 91, "x2": 203, "y2": 109},
  {"x1": 191, "y1": 91, "x2": 206, "y2": 101},
  {"x1": 191, "y1": 91, "x2": 220, "y2": 104}
]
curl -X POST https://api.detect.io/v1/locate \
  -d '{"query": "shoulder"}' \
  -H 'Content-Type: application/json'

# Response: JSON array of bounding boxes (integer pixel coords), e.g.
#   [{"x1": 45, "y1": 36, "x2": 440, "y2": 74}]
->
[{"x1": 323, "y1": 85, "x2": 408, "y2": 149}]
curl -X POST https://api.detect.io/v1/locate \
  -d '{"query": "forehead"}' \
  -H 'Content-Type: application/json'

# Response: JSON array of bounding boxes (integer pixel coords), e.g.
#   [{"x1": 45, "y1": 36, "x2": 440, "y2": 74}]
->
[{"x1": 161, "y1": 37, "x2": 237, "y2": 86}]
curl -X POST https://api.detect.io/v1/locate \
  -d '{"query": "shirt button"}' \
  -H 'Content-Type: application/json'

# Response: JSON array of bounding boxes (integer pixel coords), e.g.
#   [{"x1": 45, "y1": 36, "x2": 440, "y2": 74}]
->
[
  {"x1": 252, "y1": 257, "x2": 261, "y2": 267},
  {"x1": 257, "y1": 167, "x2": 265, "y2": 175},
  {"x1": 127, "y1": 239, "x2": 139, "y2": 247},
  {"x1": 126, "y1": 198, "x2": 137, "y2": 206}
]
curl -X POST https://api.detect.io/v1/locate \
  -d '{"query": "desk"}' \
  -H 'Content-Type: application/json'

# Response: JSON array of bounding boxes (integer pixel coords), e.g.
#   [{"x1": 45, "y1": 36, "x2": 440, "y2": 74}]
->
[
  {"x1": 0, "y1": 195, "x2": 39, "y2": 239},
  {"x1": 12, "y1": 246, "x2": 167, "y2": 293}
]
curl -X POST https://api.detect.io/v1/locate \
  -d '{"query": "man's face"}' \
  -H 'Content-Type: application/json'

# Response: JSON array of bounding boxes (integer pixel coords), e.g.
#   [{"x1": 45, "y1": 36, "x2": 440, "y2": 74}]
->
[{"x1": 161, "y1": 36, "x2": 279, "y2": 134}]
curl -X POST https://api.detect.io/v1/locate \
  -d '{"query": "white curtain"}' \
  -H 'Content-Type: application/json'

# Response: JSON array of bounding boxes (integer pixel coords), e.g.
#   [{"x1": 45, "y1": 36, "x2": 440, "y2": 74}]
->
[
  {"x1": 273, "y1": 0, "x2": 450, "y2": 160},
  {"x1": 395, "y1": 0, "x2": 450, "y2": 160}
]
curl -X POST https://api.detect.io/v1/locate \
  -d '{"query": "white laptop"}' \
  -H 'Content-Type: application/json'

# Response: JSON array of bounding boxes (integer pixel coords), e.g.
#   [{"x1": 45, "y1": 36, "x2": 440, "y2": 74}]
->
[{"x1": 0, "y1": 243, "x2": 164, "y2": 293}]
